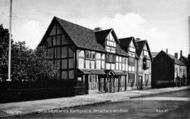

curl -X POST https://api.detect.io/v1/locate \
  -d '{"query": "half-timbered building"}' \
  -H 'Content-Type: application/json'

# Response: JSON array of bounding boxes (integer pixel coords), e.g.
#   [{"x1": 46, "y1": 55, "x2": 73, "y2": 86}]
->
[
  {"x1": 38, "y1": 17, "x2": 152, "y2": 94},
  {"x1": 136, "y1": 40, "x2": 152, "y2": 89}
]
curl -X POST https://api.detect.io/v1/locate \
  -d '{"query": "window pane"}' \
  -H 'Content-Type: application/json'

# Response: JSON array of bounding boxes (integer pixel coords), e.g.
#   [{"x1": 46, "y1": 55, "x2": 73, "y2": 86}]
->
[
  {"x1": 119, "y1": 63, "x2": 122, "y2": 70},
  {"x1": 101, "y1": 61, "x2": 105, "y2": 69},
  {"x1": 78, "y1": 58, "x2": 84, "y2": 69},
  {"x1": 96, "y1": 53, "x2": 101, "y2": 59},
  {"x1": 69, "y1": 58, "x2": 74, "y2": 68},
  {"x1": 69, "y1": 70, "x2": 74, "y2": 79},
  {"x1": 96, "y1": 60, "x2": 101, "y2": 69},
  {"x1": 122, "y1": 63, "x2": 125, "y2": 71},
  {"x1": 129, "y1": 57, "x2": 135, "y2": 66},
  {"x1": 61, "y1": 71, "x2": 67, "y2": 80},
  {"x1": 55, "y1": 60, "x2": 60, "y2": 69},
  {"x1": 62, "y1": 59, "x2": 67, "y2": 69},
  {"x1": 111, "y1": 64, "x2": 115, "y2": 70},
  {"x1": 101, "y1": 54, "x2": 105, "y2": 59},
  {"x1": 91, "y1": 61, "x2": 95, "y2": 69},
  {"x1": 68, "y1": 48, "x2": 73, "y2": 57},
  {"x1": 85, "y1": 60, "x2": 90, "y2": 69},
  {"x1": 106, "y1": 63, "x2": 110, "y2": 70},
  {"x1": 78, "y1": 50, "x2": 84, "y2": 58},
  {"x1": 62, "y1": 47, "x2": 67, "y2": 58},
  {"x1": 116, "y1": 63, "x2": 119, "y2": 70},
  {"x1": 125, "y1": 64, "x2": 128, "y2": 71},
  {"x1": 56, "y1": 47, "x2": 60, "y2": 58}
]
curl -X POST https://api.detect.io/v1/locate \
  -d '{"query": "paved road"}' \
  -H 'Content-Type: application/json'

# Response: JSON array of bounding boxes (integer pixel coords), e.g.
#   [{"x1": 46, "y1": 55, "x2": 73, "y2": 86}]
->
[{"x1": 6, "y1": 89, "x2": 190, "y2": 119}]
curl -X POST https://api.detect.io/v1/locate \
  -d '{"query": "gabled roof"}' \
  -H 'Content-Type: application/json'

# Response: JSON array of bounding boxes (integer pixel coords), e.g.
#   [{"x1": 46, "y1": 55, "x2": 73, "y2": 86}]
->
[
  {"x1": 136, "y1": 40, "x2": 152, "y2": 61},
  {"x1": 95, "y1": 29, "x2": 111, "y2": 44},
  {"x1": 157, "y1": 51, "x2": 186, "y2": 66},
  {"x1": 119, "y1": 37, "x2": 137, "y2": 51},
  {"x1": 55, "y1": 17, "x2": 105, "y2": 52},
  {"x1": 39, "y1": 17, "x2": 128, "y2": 56},
  {"x1": 136, "y1": 40, "x2": 146, "y2": 56}
]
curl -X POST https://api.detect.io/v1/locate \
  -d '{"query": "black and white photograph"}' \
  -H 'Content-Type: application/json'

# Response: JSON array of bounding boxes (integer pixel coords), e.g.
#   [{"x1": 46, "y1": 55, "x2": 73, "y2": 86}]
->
[{"x1": 0, "y1": 0, "x2": 190, "y2": 118}]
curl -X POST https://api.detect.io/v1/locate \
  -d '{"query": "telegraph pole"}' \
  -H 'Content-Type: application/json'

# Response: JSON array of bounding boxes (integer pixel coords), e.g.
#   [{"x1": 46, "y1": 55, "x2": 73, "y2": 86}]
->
[{"x1": 7, "y1": 0, "x2": 13, "y2": 81}]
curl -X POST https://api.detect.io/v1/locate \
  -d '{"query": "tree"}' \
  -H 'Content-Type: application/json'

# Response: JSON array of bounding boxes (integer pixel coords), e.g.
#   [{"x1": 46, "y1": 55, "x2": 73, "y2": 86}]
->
[
  {"x1": 0, "y1": 24, "x2": 58, "y2": 81},
  {"x1": 0, "y1": 25, "x2": 9, "y2": 81},
  {"x1": 11, "y1": 42, "x2": 58, "y2": 82}
]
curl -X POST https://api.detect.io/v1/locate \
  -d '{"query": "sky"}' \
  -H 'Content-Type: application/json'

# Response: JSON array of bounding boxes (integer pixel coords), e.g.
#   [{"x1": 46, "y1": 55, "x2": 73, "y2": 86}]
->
[{"x1": 0, "y1": 0, "x2": 190, "y2": 56}]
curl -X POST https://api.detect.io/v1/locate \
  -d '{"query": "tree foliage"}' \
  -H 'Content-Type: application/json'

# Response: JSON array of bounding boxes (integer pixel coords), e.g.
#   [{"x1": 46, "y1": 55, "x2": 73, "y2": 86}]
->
[{"x1": 0, "y1": 25, "x2": 58, "y2": 82}]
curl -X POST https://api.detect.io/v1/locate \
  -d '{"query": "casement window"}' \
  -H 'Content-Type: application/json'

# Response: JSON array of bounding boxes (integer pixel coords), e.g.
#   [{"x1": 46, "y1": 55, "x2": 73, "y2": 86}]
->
[
  {"x1": 78, "y1": 50, "x2": 85, "y2": 69},
  {"x1": 129, "y1": 57, "x2": 135, "y2": 66},
  {"x1": 121, "y1": 57, "x2": 128, "y2": 71},
  {"x1": 105, "y1": 34, "x2": 116, "y2": 53},
  {"x1": 96, "y1": 53, "x2": 101, "y2": 69},
  {"x1": 106, "y1": 63, "x2": 111, "y2": 70},
  {"x1": 106, "y1": 54, "x2": 116, "y2": 63},
  {"x1": 116, "y1": 56, "x2": 119, "y2": 70},
  {"x1": 55, "y1": 60, "x2": 60, "y2": 69},
  {"x1": 85, "y1": 51, "x2": 95, "y2": 60},
  {"x1": 111, "y1": 63, "x2": 115, "y2": 70},
  {"x1": 122, "y1": 58, "x2": 127, "y2": 71},
  {"x1": 100, "y1": 54, "x2": 105, "y2": 69},
  {"x1": 79, "y1": 58, "x2": 84, "y2": 69},
  {"x1": 85, "y1": 60, "x2": 90, "y2": 69},
  {"x1": 84, "y1": 50, "x2": 95, "y2": 69},
  {"x1": 91, "y1": 60, "x2": 95, "y2": 69},
  {"x1": 62, "y1": 47, "x2": 67, "y2": 58},
  {"x1": 56, "y1": 47, "x2": 61, "y2": 58}
]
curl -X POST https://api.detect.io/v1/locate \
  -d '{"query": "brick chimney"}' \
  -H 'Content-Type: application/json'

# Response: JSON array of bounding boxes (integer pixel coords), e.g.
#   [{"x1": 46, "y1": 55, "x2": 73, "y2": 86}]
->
[{"x1": 174, "y1": 53, "x2": 178, "y2": 59}]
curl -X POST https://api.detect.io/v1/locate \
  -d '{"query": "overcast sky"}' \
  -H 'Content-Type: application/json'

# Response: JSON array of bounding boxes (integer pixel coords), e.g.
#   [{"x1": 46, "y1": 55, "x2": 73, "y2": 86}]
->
[{"x1": 0, "y1": 0, "x2": 190, "y2": 56}]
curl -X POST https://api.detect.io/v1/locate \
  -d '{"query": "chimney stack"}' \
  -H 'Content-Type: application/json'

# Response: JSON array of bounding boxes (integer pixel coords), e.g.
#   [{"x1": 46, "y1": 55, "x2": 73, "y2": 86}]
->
[
  {"x1": 180, "y1": 50, "x2": 183, "y2": 58},
  {"x1": 166, "y1": 49, "x2": 168, "y2": 54},
  {"x1": 174, "y1": 53, "x2": 178, "y2": 59},
  {"x1": 136, "y1": 38, "x2": 140, "y2": 41},
  {"x1": 94, "y1": 27, "x2": 103, "y2": 32}
]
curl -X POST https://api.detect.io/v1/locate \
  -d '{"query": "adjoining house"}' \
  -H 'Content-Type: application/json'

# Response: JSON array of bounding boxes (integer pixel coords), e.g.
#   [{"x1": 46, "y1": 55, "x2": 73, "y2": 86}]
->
[
  {"x1": 38, "y1": 16, "x2": 152, "y2": 94},
  {"x1": 152, "y1": 50, "x2": 187, "y2": 88},
  {"x1": 179, "y1": 50, "x2": 190, "y2": 85},
  {"x1": 136, "y1": 40, "x2": 152, "y2": 89}
]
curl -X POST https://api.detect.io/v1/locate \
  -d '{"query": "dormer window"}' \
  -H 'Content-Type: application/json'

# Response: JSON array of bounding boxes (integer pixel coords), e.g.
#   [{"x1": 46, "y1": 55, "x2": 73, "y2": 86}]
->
[{"x1": 105, "y1": 34, "x2": 116, "y2": 53}]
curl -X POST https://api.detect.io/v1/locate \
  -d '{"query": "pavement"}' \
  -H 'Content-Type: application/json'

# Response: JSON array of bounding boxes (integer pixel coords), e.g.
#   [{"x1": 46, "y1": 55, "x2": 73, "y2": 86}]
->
[{"x1": 0, "y1": 86, "x2": 189, "y2": 118}]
